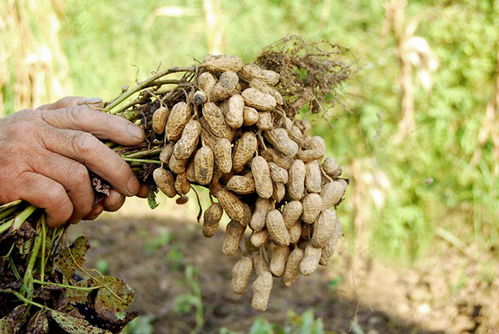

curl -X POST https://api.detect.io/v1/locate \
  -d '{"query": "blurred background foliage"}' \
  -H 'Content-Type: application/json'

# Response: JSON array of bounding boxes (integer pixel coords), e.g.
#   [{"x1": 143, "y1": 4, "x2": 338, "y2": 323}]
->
[{"x1": 0, "y1": 0, "x2": 497, "y2": 269}]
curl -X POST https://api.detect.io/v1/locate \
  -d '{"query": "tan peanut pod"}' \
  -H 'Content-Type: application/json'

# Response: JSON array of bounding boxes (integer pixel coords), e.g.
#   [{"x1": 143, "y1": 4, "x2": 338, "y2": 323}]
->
[
  {"x1": 159, "y1": 142, "x2": 174, "y2": 163},
  {"x1": 186, "y1": 160, "x2": 197, "y2": 183},
  {"x1": 243, "y1": 106, "x2": 259, "y2": 126},
  {"x1": 174, "y1": 173, "x2": 190, "y2": 195},
  {"x1": 289, "y1": 222, "x2": 302, "y2": 244},
  {"x1": 266, "y1": 210, "x2": 290, "y2": 246},
  {"x1": 223, "y1": 221, "x2": 245, "y2": 256},
  {"x1": 168, "y1": 154, "x2": 188, "y2": 174},
  {"x1": 287, "y1": 159, "x2": 306, "y2": 200},
  {"x1": 286, "y1": 125, "x2": 304, "y2": 146},
  {"x1": 240, "y1": 203, "x2": 252, "y2": 227},
  {"x1": 282, "y1": 201, "x2": 303, "y2": 228},
  {"x1": 211, "y1": 71, "x2": 239, "y2": 102},
  {"x1": 300, "y1": 244, "x2": 322, "y2": 275},
  {"x1": 250, "y1": 197, "x2": 271, "y2": 231},
  {"x1": 166, "y1": 102, "x2": 191, "y2": 141},
  {"x1": 199, "y1": 120, "x2": 221, "y2": 149},
  {"x1": 268, "y1": 162, "x2": 288, "y2": 184},
  {"x1": 194, "y1": 146, "x2": 214, "y2": 185},
  {"x1": 270, "y1": 246, "x2": 290, "y2": 277},
  {"x1": 251, "y1": 271, "x2": 273, "y2": 312},
  {"x1": 202, "y1": 55, "x2": 243, "y2": 73},
  {"x1": 256, "y1": 111, "x2": 273, "y2": 130},
  {"x1": 312, "y1": 209, "x2": 337, "y2": 248},
  {"x1": 232, "y1": 132, "x2": 257, "y2": 172},
  {"x1": 322, "y1": 157, "x2": 342, "y2": 178},
  {"x1": 153, "y1": 168, "x2": 177, "y2": 198},
  {"x1": 251, "y1": 229, "x2": 269, "y2": 248},
  {"x1": 261, "y1": 148, "x2": 293, "y2": 170},
  {"x1": 265, "y1": 129, "x2": 299, "y2": 157},
  {"x1": 202, "y1": 102, "x2": 233, "y2": 139},
  {"x1": 251, "y1": 156, "x2": 273, "y2": 199},
  {"x1": 245, "y1": 235, "x2": 258, "y2": 253},
  {"x1": 197, "y1": 72, "x2": 217, "y2": 94},
  {"x1": 173, "y1": 120, "x2": 201, "y2": 160},
  {"x1": 242, "y1": 88, "x2": 276, "y2": 111},
  {"x1": 232, "y1": 257, "x2": 253, "y2": 295},
  {"x1": 320, "y1": 219, "x2": 343, "y2": 265},
  {"x1": 152, "y1": 106, "x2": 169, "y2": 134},
  {"x1": 272, "y1": 182, "x2": 285, "y2": 203},
  {"x1": 203, "y1": 202, "x2": 223, "y2": 238},
  {"x1": 226, "y1": 175, "x2": 255, "y2": 195},
  {"x1": 282, "y1": 248, "x2": 304, "y2": 287},
  {"x1": 176, "y1": 196, "x2": 189, "y2": 205},
  {"x1": 192, "y1": 90, "x2": 208, "y2": 105},
  {"x1": 320, "y1": 179, "x2": 347, "y2": 208},
  {"x1": 252, "y1": 251, "x2": 270, "y2": 276},
  {"x1": 225, "y1": 94, "x2": 245, "y2": 128},
  {"x1": 261, "y1": 70, "x2": 280, "y2": 86},
  {"x1": 249, "y1": 79, "x2": 283, "y2": 105},
  {"x1": 301, "y1": 193, "x2": 323, "y2": 224},
  {"x1": 208, "y1": 140, "x2": 231, "y2": 176},
  {"x1": 305, "y1": 160, "x2": 322, "y2": 193},
  {"x1": 298, "y1": 136, "x2": 326, "y2": 162},
  {"x1": 216, "y1": 188, "x2": 246, "y2": 222}
]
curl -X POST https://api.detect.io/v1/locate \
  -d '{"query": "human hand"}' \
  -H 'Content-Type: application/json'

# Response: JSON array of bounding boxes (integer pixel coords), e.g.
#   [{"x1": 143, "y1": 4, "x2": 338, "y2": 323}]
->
[{"x1": 0, "y1": 96, "x2": 148, "y2": 227}]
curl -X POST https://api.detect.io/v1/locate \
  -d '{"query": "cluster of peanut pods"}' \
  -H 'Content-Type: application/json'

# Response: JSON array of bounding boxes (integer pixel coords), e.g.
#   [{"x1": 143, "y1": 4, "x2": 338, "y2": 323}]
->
[{"x1": 151, "y1": 55, "x2": 347, "y2": 311}]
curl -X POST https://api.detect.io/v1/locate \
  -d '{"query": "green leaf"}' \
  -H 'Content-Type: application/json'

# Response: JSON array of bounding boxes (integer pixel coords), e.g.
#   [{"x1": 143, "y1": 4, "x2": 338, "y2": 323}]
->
[
  {"x1": 54, "y1": 236, "x2": 89, "y2": 280},
  {"x1": 94, "y1": 276, "x2": 135, "y2": 313},
  {"x1": 49, "y1": 310, "x2": 110, "y2": 334},
  {"x1": 147, "y1": 191, "x2": 159, "y2": 210}
]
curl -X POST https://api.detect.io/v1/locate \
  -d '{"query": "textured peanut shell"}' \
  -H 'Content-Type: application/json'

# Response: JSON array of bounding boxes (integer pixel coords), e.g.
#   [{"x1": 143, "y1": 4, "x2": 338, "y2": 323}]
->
[
  {"x1": 168, "y1": 154, "x2": 188, "y2": 174},
  {"x1": 320, "y1": 179, "x2": 347, "y2": 208},
  {"x1": 282, "y1": 201, "x2": 303, "y2": 228},
  {"x1": 203, "y1": 202, "x2": 223, "y2": 238},
  {"x1": 282, "y1": 248, "x2": 304, "y2": 287},
  {"x1": 197, "y1": 72, "x2": 217, "y2": 94},
  {"x1": 152, "y1": 106, "x2": 169, "y2": 134},
  {"x1": 322, "y1": 157, "x2": 342, "y2": 178},
  {"x1": 252, "y1": 251, "x2": 270, "y2": 276},
  {"x1": 268, "y1": 162, "x2": 288, "y2": 184},
  {"x1": 320, "y1": 219, "x2": 343, "y2": 265},
  {"x1": 266, "y1": 210, "x2": 290, "y2": 246},
  {"x1": 249, "y1": 79, "x2": 283, "y2": 105},
  {"x1": 194, "y1": 146, "x2": 214, "y2": 185},
  {"x1": 300, "y1": 244, "x2": 322, "y2": 276},
  {"x1": 166, "y1": 102, "x2": 191, "y2": 141},
  {"x1": 287, "y1": 160, "x2": 306, "y2": 200},
  {"x1": 232, "y1": 257, "x2": 253, "y2": 295},
  {"x1": 250, "y1": 229, "x2": 269, "y2": 248},
  {"x1": 250, "y1": 197, "x2": 271, "y2": 231},
  {"x1": 261, "y1": 148, "x2": 293, "y2": 170},
  {"x1": 305, "y1": 160, "x2": 322, "y2": 193},
  {"x1": 251, "y1": 272, "x2": 273, "y2": 312},
  {"x1": 159, "y1": 142, "x2": 174, "y2": 164},
  {"x1": 202, "y1": 55, "x2": 243, "y2": 73},
  {"x1": 265, "y1": 129, "x2": 298, "y2": 157},
  {"x1": 272, "y1": 182, "x2": 285, "y2": 203},
  {"x1": 256, "y1": 112, "x2": 273, "y2": 130},
  {"x1": 301, "y1": 193, "x2": 322, "y2": 224},
  {"x1": 242, "y1": 88, "x2": 276, "y2": 111},
  {"x1": 225, "y1": 94, "x2": 245, "y2": 129},
  {"x1": 174, "y1": 173, "x2": 190, "y2": 195},
  {"x1": 243, "y1": 106, "x2": 259, "y2": 126},
  {"x1": 153, "y1": 168, "x2": 177, "y2": 198},
  {"x1": 226, "y1": 175, "x2": 255, "y2": 194},
  {"x1": 222, "y1": 221, "x2": 245, "y2": 256},
  {"x1": 173, "y1": 119, "x2": 201, "y2": 160},
  {"x1": 202, "y1": 102, "x2": 233, "y2": 139},
  {"x1": 298, "y1": 137, "x2": 326, "y2": 162},
  {"x1": 192, "y1": 90, "x2": 208, "y2": 105},
  {"x1": 211, "y1": 71, "x2": 239, "y2": 101},
  {"x1": 289, "y1": 222, "x2": 302, "y2": 244},
  {"x1": 186, "y1": 160, "x2": 197, "y2": 183},
  {"x1": 213, "y1": 138, "x2": 232, "y2": 174},
  {"x1": 286, "y1": 125, "x2": 304, "y2": 146},
  {"x1": 312, "y1": 209, "x2": 337, "y2": 248},
  {"x1": 216, "y1": 188, "x2": 246, "y2": 222},
  {"x1": 251, "y1": 156, "x2": 273, "y2": 199},
  {"x1": 270, "y1": 246, "x2": 290, "y2": 277},
  {"x1": 232, "y1": 132, "x2": 257, "y2": 172}
]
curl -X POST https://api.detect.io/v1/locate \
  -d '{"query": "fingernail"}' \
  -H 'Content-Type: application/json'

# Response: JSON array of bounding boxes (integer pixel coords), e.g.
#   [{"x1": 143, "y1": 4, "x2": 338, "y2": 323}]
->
[
  {"x1": 127, "y1": 177, "x2": 140, "y2": 196},
  {"x1": 78, "y1": 97, "x2": 103, "y2": 105},
  {"x1": 127, "y1": 124, "x2": 145, "y2": 141}
]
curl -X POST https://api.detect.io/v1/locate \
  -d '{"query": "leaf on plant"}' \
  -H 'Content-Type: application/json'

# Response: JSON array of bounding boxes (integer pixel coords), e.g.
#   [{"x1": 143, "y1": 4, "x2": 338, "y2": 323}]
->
[
  {"x1": 54, "y1": 236, "x2": 89, "y2": 280},
  {"x1": 0, "y1": 305, "x2": 27, "y2": 334},
  {"x1": 49, "y1": 310, "x2": 110, "y2": 334},
  {"x1": 147, "y1": 190, "x2": 159, "y2": 209},
  {"x1": 26, "y1": 310, "x2": 49, "y2": 334},
  {"x1": 94, "y1": 276, "x2": 135, "y2": 314},
  {"x1": 65, "y1": 280, "x2": 94, "y2": 305}
]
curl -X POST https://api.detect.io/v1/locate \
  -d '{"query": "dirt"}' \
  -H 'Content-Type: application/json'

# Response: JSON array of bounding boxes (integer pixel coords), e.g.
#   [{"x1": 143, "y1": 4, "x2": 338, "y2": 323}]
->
[{"x1": 70, "y1": 216, "x2": 499, "y2": 334}]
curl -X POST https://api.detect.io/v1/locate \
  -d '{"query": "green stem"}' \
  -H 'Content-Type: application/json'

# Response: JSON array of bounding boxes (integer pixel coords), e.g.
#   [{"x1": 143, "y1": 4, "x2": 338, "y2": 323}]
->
[
  {"x1": 0, "y1": 219, "x2": 13, "y2": 234},
  {"x1": 123, "y1": 158, "x2": 162, "y2": 164},
  {"x1": 123, "y1": 147, "x2": 162, "y2": 159},
  {"x1": 32, "y1": 279, "x2": 102, "y2": 291},
  {"x1": 24, "y1": 226, "x2": 43, "y2": 297},
  {"x1": 104, "y1": 66, "x2": 195, "y2": 113},
  {"x1": 40, "y1": 216, "x2": 47, "y2": 282},
  {"x1": 0, "y1": 206, "x2": 17, "y2": 220},
  {"x1": 10, "y1": 290, "x2": 47, "y2": 309},
  {"x1": 12, "y1": 205, "x2": 37, "y2": 230}
]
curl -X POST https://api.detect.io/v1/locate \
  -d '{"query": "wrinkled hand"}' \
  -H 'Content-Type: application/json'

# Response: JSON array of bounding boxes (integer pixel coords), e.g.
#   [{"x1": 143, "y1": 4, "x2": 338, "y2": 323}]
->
[{"x1": 0, "y1": 96, "x2": 148, "y2": 227}]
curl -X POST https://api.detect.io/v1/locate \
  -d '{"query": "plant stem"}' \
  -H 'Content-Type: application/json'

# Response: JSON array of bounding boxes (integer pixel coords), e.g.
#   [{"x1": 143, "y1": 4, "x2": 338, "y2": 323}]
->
[
  {"x1": 32, "y1": 279, "x2": 102, "y2": 291},
  {"x1": 24, "y1": 226, "x2": 43, "y2": 297},
  {"x1": 12, "y1": 205, "x2": 37, "y2": 230},
  {"x1": 123, "y1": 158, "x2": 162, "y2": 164},
  {"x1": 9, "y1": 290, "x2": 47, "y2": 309},
  {"x1": 123, "y1": 147, "x2": 162, "y2": 159},
  {"x1": 40, "y1": 216, "x2": 47, "y2": 282}
]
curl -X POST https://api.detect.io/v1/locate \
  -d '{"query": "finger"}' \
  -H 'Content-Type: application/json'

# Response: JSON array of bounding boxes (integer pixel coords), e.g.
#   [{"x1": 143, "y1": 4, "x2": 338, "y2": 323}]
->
[
  {"x1": 19, "y1": 172, "x2": 73, "y2": 228},
  {"x1": 137, "y1": 184, "x2": 150, "y2": 198},
  {"x1": 103, "y1": 189, "x2": 126, "y2": 212},
  {"x1": 40, "y1": 104, "x2": 145, "y2": 146},
  {"x1": 37, "y1": 96, "x2": 103, "y2": 111},
  {"x1": 39, "y1": 127, "x2": 140, "y2": 196},
  {"x1": 33, "y1": 151, "x2": 94, "y2": 223},
  {"x1": 83, "y1": 202, "x2": 105, "y2": 221}
]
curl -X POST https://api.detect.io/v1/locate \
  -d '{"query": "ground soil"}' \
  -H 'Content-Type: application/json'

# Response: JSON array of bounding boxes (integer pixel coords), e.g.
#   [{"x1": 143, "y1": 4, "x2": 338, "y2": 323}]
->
[{"x1": 71, "y1": 216, "x2": 499, "y2": 334}]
